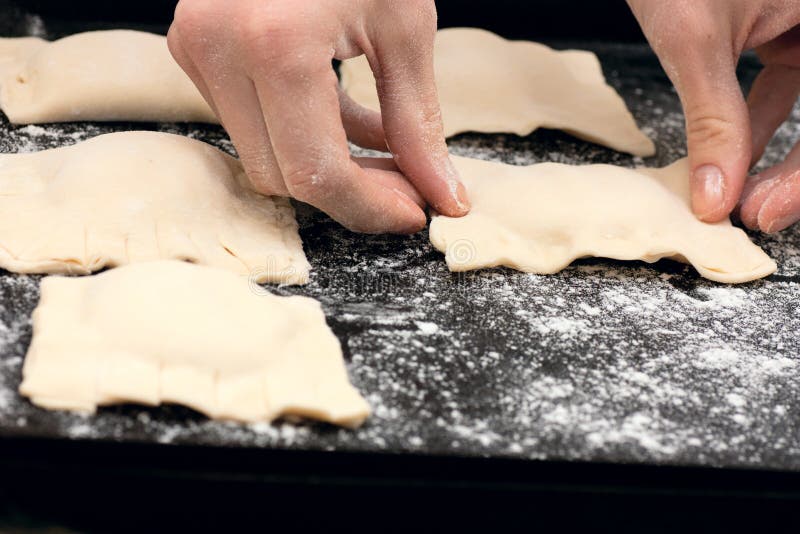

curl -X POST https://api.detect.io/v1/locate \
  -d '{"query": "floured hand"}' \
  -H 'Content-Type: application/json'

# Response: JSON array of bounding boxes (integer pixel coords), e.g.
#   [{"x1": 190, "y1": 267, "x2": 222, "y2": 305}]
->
[
  {"x1": 628, "y1": 0, "x2": 800, "y2": 232},
  {"x1": 168, "y1": 0, "x2": 470, "y2": 234}
]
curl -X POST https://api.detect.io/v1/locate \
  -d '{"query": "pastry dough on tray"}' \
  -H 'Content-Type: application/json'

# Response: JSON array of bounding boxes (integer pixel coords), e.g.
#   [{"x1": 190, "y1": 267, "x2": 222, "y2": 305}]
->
[
  {"x1": 20, "y1": 261, "x2": 370, "y2": 427},
  {"x1": 0, "y1": 131, "x2": 309, "y2": 284},
  {"x1": 430, "y1": 157, "x2": 776, "y2": 284},
  {"x1": 0, "y1": 30, "x2": 216, "y2": 123},
  {"x1": 340, "y1": 27, "x2": 655, "y2": 157}
]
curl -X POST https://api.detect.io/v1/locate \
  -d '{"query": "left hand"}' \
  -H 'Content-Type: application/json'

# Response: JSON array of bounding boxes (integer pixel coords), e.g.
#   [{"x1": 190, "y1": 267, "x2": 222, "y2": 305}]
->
[{"x1": 168, "y1": 0, "x2": 469, "y2": 234}]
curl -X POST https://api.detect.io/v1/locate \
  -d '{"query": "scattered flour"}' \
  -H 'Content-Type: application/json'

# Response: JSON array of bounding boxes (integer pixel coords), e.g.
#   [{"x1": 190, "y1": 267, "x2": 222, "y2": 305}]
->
[
  {"x1": 0, "y1": 41, "x2": 798, "y2": 473},
  {"x1": 695, "y1": 287, "x2": 748, "y2": 308},
  {"x1": 23, "y1": 14, "x2": 46, "y2": 38},
  {"x1": 415, "y1": 321, "x2": 439, "y2": 335}
]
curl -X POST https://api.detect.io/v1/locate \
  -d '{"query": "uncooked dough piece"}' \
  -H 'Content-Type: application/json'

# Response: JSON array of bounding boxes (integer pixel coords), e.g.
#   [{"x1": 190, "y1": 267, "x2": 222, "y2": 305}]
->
[
  {"x1": 0, "y1": 30, "x2": 216, "y2": 124},
  {"x1": 19, "y1": 261, "x2": 370, "y2": 427},
  {"x1": 340, "y1": 27, "x2": 655, "y2": 157},
  {"x1": 0, "y1": 131, "x2": 310, "y2": 284},
  {"x1": 430, "y1": 157, "x2": 776, "y2": 284}
]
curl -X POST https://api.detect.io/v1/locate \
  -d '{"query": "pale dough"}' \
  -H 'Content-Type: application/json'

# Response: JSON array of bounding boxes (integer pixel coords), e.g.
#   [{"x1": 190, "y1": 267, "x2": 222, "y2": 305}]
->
[
  {"x1": 0, "y1": 131, "x2": 310, "y2": 284},
  {"x1": 19, "y1": 260, "x2": 370, "y2": 427},
  {"x1": 430, "y1": 157, "x2": 776, "y2": 284},
  {"x1": 0, "y1": 30, "x2": 216, "y2": 124},
  {"x1": 340, "y1": 27, "x2": 655, "y2": 157}
]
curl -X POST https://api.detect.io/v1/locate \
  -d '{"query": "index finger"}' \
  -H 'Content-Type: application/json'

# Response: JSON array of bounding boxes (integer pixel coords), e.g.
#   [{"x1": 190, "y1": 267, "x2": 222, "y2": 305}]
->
[
  {"x1": 365, "y1": 9, "x2": 471, "y2": 217},
  {"x1": 248, "y1": 44, "x2": 426, "y2": 234}
]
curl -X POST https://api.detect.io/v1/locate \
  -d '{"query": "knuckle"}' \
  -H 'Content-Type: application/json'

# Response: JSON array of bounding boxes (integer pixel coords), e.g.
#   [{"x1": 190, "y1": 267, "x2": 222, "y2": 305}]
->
[
  {"x1": 641, "y1": 2, "x2": 713, "y2": 54},
  {"x1": 241, "y1": 14, "x2": 288, "y2": 50},
  {"x1": 170, "y1": 0, "x2": 227, "y2": 59},
  {"x1": 238, "y1": 4, "x2": 310, "y2": 59},
  {"x1": 385, "y1": 0, "x2": 437, "y2": 44},
  {"x1": 685, "y1": 113, "x2": 736, "y2": 146},
  {"x1": 165, "y1": 26, "x2": 187, "y2": 65},
  {"x1": 172, "y1": 0, "x2": 219, "y2": 35},
  {"x1": 673, "y1": 18, "x2": 717, "y2": 50},
  {"x1": 384, "y1": 103, "x2": 444, "y2": 145},
  {"x1": 409, "y1": 0, "x2": 438, "y2": 27},
  {"x1": 247, "y1": 171, "x2": 283, "y2": 196},
  {"x1": 256, "y1": 48, "x2": 334, "y2": 91},
  {"x1": 419, "y1": 102, "x2": 444, "y2": 128},
  {"x1": 239, "y1": 15, "x2": 327, "y2": 77},
  {"x1": 240, "y1": 155, "x2": 282, "y2": 193},
  {"x1": 284, "y1": 166, "x2": 331, "y2": 203}
]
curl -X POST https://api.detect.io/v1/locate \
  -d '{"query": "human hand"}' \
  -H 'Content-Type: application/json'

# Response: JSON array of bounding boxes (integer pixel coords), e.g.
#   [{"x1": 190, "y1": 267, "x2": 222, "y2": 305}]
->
[
  {"x1": 627, "y1": 0, "x2": 800, "y2": 232},
  {"x1": 168, "y1": 0, "x2": 469, "y2": 234}
]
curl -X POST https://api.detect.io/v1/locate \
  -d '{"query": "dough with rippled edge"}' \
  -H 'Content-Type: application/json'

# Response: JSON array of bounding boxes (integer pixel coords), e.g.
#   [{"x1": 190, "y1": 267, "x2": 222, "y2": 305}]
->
[
  {"x1": 0, "y1": 30, "x2": 216, "y2": 124},
  {"x1": 19, "y1": 261, "x2": 369, "y2": 427},
  {"x1": 430, "y1": 157, "x2": 776, "y2": 283},
  {"x1": 340, "y1": 27, "x2": 655, "y2": 157},
  {"x1": 0, "y1": 131, "x2": 309, "y2": 284}
]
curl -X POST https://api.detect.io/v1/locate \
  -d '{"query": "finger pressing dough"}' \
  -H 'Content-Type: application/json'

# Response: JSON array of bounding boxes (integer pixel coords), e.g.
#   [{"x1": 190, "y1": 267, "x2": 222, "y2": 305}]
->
[
  {"x1": 0, "y1": 30, "x2": 216, "y2": 124},
  {"x1": 340, "y1": 27, "x2": 655, "y2": 157},
  {"x1": 430, "y1": 157, "x2": 776, "y2": 284},
  {"x1": 0, "y1": 131, "x2": 310, "y2": 284},
  {"x1": 19, "y1": 261, "x2": 370, "y2": 427}
]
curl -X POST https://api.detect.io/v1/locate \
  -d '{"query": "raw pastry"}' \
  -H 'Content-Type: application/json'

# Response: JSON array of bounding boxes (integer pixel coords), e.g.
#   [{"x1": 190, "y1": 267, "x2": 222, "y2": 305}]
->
[
  {"x1": 0, "y1": 131, "x2": 310, "y2": 284},
  {"x1": 0, "y1": 30, "x2": 216, "y2": 123},
  {"x1": 430, "y1": 157, "x2": 776, "y2": 284},
  {"x1": 340, "y1": 27, "x2": 655, "y2": 157},
  {"x1": 19, "y1": 261, "x2": 370, "y2": 427}
]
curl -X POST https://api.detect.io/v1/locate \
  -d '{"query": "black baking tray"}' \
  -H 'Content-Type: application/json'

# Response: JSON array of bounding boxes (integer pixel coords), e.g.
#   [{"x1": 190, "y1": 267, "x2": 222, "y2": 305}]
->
[{"x1": 1, "y1": 1, "x2": 799, "y2": 530}]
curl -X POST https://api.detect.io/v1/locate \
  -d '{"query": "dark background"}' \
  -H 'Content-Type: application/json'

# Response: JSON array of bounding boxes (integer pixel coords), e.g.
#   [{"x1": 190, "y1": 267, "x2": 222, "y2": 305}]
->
[{"x1": 16, "y1": 0, "x2": 648, "y2": 41}]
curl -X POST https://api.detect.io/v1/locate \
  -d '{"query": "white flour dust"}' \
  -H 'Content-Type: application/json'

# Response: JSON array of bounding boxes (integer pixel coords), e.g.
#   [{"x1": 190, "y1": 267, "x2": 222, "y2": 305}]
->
[{"x1": 0, "y1": 41, "x2": 798, "y2": 472}]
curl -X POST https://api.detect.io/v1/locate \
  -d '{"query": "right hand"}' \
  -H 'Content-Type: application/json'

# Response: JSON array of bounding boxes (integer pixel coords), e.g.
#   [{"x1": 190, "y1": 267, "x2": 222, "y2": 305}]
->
[{"x1": 168, "y1": 0, "x2": 470, "y2": 234}]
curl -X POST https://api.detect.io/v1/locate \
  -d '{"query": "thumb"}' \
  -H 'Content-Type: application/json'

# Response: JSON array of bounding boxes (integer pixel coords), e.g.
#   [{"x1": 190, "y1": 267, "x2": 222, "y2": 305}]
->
[{"x1": 673, "y1": 53, "x2": 752, "y2": 222}]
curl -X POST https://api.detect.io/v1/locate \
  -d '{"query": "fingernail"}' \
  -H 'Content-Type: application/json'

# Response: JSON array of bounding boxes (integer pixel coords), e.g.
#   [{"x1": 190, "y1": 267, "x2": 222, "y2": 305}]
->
[
  {"x1": 764, "y1": 212, "x2": 800, "y2": 234},
  {"x1": 693, "y1": 164, "x2": 726, "y2": 220},
  {"x1": 444, "y1": 157, "x2": 471, "y2": 215}
]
